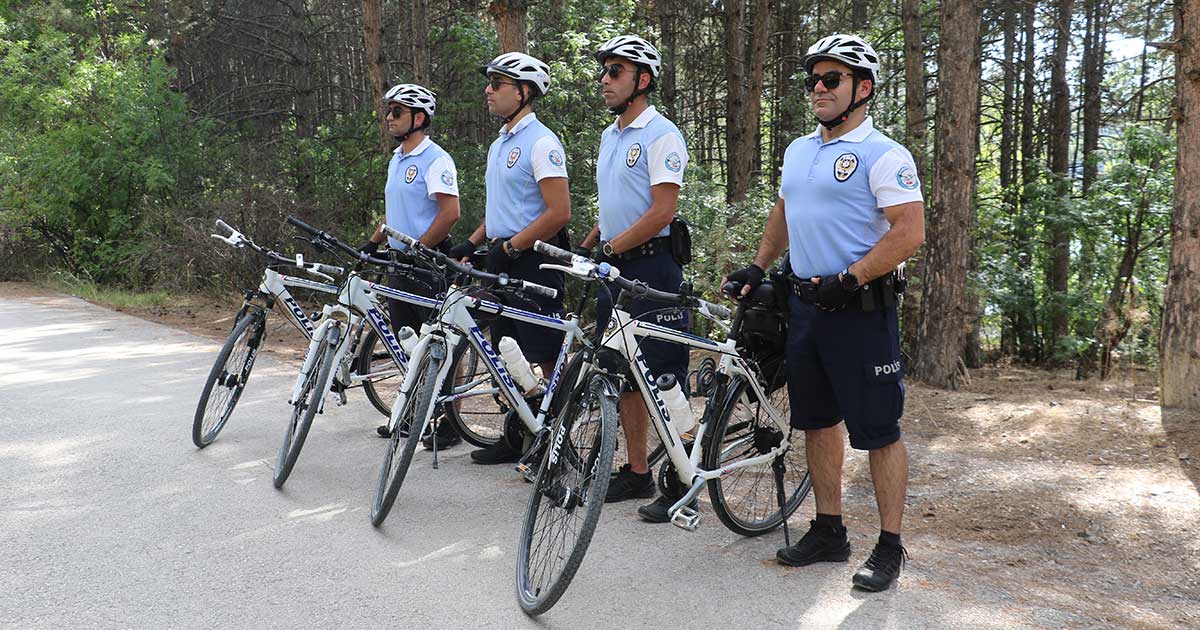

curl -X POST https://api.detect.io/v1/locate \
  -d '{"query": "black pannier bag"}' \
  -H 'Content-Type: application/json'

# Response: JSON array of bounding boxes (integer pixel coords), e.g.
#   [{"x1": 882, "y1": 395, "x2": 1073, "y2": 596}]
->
[
  {"x1": 736, "y1": 265, "x2": 790, "y2": 395},
  {"x1": 669, "y1": 215, "x2": 692, "y2": 265}
]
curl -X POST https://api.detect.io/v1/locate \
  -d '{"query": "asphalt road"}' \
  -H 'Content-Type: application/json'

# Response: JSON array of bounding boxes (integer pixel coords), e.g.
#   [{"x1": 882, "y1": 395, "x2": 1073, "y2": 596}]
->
[{"x1": 0, "y1": 295, "x2": 1035, "y2": 629}]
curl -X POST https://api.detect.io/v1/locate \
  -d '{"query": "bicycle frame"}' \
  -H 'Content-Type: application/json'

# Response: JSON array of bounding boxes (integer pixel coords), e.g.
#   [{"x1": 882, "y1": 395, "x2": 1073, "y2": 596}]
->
[{"x1": 252, "y1": 267, "x2": 340, "y2": 338}]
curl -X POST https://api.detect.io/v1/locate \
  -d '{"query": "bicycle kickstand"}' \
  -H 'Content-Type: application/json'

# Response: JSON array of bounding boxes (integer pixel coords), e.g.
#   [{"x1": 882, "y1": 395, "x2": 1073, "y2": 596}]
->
[
  {"x1": 431, "y1": 418, "x2": 440, "y2": 470},
  {"x1": 772, "y1": 457, "x2": 791, "y2": 547}
]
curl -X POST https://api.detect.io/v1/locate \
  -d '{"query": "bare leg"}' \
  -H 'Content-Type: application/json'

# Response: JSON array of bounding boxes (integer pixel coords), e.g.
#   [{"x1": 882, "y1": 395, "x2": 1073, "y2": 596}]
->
[
  {"x1": 805, "y1": 425, "x2": 845, "y2": 516},
  {"x1": 620, "y1": 392, "x2": 650, "y2": 474},
  {"x1": 868, "y1": 437, "x2": 907, "y2": 533}
]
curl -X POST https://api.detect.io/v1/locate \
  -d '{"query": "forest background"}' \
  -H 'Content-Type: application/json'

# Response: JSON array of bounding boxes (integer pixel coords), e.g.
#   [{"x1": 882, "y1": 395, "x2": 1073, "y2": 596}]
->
[{"x1": 2, "y1": 0, "x2": 1198, "y2": 402}]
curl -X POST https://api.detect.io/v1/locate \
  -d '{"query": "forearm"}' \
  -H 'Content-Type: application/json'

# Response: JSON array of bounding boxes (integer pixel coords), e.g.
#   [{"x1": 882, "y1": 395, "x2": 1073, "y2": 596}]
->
[
  {"x1": 511, "y1": 209, "x2": 569, "y2": 250},
  {"x1": 848, "y1": 224, "x2": 923, "y2": 284},
  {"x1": 752, "y1": 199, "x2": 789, "y2": 270},
  {"x1": 419, "y1": 198, "x2": 460, "y2": 247},
  {"x1": 580, "y1": 225, "x2": 600, "y2": 249},
  {"x1": 466, "y1": 221, "x2": 486, "y2": 246},
  {"x1": 609, "y1": 206, "x2": 673, "y2": 254}
]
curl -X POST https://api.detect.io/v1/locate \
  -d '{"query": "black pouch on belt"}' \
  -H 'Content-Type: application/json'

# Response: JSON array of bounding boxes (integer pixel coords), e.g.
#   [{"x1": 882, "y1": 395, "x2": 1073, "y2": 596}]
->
[{"x1": 669, "y1": 215, "x2": 692, "y2": 265}]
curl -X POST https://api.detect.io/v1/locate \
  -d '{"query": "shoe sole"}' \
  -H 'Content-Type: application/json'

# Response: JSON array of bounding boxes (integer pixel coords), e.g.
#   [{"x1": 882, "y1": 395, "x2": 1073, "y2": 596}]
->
[
  {"x1": 637, "y1": 501, "x2": 697, "y2": 523},
  {"x1": 604, "y1": 488, "x2": 656, "y2": 504},
  {"x1": 775, "y1": 544, "x2": 852, "y2": 567},
  {"x1": 851, "y1": 575, "x2": 896, "y2": 592}
]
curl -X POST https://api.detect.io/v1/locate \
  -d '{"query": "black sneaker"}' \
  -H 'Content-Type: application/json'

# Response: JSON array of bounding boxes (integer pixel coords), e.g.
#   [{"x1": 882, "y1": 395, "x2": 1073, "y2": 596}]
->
[
  {"x1": 775, "y1": 520, "x2": 852, "y2": 566},
  {"x1": 852, "y1": 542, "x2": 908, "y2": 592},
  {"x1": 604, "y1": 464, "x2": 654, "y2": 503},
  {"x1": 469, "y1": 439, "x2": 523, "y2": 465},
  {"x1": 638, "y1": 464, "x2": 695, "y2": 522},
  {"x1": 421, "y1": 421, "x2": 461, "y2": 450}
]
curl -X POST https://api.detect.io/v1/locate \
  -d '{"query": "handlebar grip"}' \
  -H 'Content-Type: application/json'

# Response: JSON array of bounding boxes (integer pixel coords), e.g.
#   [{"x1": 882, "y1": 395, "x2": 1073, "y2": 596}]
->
[
  {"x1": 533, "y1": 240, "x2": 573, "y2": 261},
  {"x1": 721, "y1": 281, "x2": 743, "y2": 297},
  {"x1": 315, "y1": 262, "x2": 344, "y2": 276},
  {"x1": 520, "y1": 282, "x2": 558, "y2": 300},
  {"x1": 286, "y1": 215, "x2": 320, "y2": 235},
  {"x1": 702, "y1": 300, "x2": 731, "y2": 319},
  {"x1": 381, "y1": 225, "x2": 418, "y2": 248},
  {"x1": 215, "y1": 218, "x2": 234, "y2": 234}
]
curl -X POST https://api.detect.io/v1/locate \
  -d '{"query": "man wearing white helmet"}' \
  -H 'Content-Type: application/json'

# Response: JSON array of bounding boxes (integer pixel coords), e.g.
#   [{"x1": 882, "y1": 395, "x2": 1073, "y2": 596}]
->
[
  {"x1": 723, "y1": 33, "x2": 924, "y2": 591},
  {"x1": 576, "y1": 35, "x2": 694, "y2": 522},
  {"x1": 449, "y1": 52, "x2": 572, "y2": 465},
  {"x1": 360, "y1": 83, "x2": 463, "y2": 447}
]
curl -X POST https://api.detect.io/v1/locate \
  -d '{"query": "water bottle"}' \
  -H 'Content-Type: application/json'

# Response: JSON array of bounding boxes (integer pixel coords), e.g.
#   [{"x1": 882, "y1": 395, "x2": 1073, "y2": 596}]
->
[
  {"x1": 498, "y1": 337, "x2": 541, "y2": 393},
  {"x1": 396, "y1": 326, "x2": 418, "y2": 356},
  {"x1": 656, "y1": 373, "x2": 696, "y2": 435}
]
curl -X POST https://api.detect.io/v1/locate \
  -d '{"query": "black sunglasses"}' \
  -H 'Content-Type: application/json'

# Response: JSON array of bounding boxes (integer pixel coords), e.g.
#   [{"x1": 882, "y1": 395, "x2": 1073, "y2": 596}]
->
[
  {"x1": 386, "y1": 105, "x2": 406, "y2": 118},
  {"x1": 487, "y1": 77, "x2": 518, "y2": 91},
  {"x1": 595, "y1": 64, "x2": 627, "y2": 81},
  {"x1": 804, "y1": 71, "x2": 855, "y2": 92}
]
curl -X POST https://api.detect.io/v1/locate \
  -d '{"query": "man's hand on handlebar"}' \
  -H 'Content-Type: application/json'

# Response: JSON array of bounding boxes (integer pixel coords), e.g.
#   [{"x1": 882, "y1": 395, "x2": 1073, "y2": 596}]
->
[{"x1": 721, "y1": 263, "x2": 765, "y2": 301}]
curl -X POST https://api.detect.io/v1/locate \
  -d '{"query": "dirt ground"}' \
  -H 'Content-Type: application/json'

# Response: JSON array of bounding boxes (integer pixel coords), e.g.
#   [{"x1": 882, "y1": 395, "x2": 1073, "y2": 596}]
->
[{"x1": 5, "y1": 281, "x2": 1199, "y2": 628}]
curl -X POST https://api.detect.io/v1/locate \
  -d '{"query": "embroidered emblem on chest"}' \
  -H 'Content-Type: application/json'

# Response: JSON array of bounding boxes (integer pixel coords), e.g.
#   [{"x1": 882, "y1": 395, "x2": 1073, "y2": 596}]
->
[
  {"x1": 405, "y1": 165, "x2": 418, "y2": 184},
  {"x1": 834, "y1": 153, "x2": 859, "y2": 182},
  {"x1": 507, "y1": 147, "x2": 521, "y2": 168},
  {"x1": 626, "y1": 143, "x2": 642, "y2": 168}
]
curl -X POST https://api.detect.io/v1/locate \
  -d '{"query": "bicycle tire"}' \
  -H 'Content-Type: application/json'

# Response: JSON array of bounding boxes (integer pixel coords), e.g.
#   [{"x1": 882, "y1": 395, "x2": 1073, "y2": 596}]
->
[
  {"x1": 357, "y1": 328, "x2": 405, "y2": 419},
  {"x1": 703, "y1": 377, "x2": 811, "y2": 536},
  {"x1": 192, "y1": 309, "x2": 266, "y2": 448},
  {"x1": 273, "y1": 323, "x2": 341, "y2": 488},
  {"x1": 516, "y1": 373, "x2": 618, "y2": 616},
  {"x1": 441, "y1": 340, "x2": 505, "y2": 448},
  {"x1": 369, "y1": 340, "x2": 444, "y2": 526}
]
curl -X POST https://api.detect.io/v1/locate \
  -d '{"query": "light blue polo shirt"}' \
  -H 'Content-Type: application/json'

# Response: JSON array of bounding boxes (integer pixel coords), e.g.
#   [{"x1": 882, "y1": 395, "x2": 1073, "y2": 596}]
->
[
  {"x1": 597, "y1": 106, "x2": 688, "y2": 240},
  {"x1": 779, "y1": 117, "x2": 923, "y2": 278},
  {"x1": 384, "y1": 137, "x2": 459, "y2": 249},
  {"x1": 485, "y1": 113, "x2": 568, "y2": 238}
]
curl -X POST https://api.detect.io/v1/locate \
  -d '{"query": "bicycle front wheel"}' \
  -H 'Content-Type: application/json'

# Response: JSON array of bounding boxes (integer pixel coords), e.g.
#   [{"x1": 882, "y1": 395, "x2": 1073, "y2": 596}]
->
[
  {"x1": 442, "y1": 339, "x2": 507, "y2": 448},
  {"x1": 516, "y1": 373, "x2": 618, "y2": 616},
  {"x1": 273, "y1": 323, "x2": 341, "y2": 488},
  {"x1": 370, "y1": 340, "x2": 444, "y2": 526},
  {"x1": 703, "y1": 377, "x2": 810, "y2": 536},
  {"x1": 192, "y1": 309, "x2": 266, "y2": 448}
]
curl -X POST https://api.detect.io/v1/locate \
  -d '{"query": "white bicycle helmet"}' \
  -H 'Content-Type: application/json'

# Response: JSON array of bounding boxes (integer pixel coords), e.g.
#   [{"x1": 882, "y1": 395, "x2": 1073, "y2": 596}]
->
[
  {"x1": 803, "y1": 34, "x2": 880, "y2": 82},
  {"x1": 382, "y1": 83, "x2": 437, "y2": 117},
  {"x1": 479, "y1": 52, "x2": 551, "y2": 96},
  {"x1": 594, "y1": 35, "x2": 662, "y2": 79}
]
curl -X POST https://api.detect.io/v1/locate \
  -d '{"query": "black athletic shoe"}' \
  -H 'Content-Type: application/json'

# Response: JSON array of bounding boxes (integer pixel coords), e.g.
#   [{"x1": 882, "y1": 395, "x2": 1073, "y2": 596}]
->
[
  {"x1": 775, "y1": 520, "x2": 852, "y2": 566},
  {"x1": 469, "y1": 439, "x2": 523, "y2": 465},
  {"x1": 637, "y1": 493, "x2": 697, "y2": 523},
  {"x1": 421, "y1": 421, "x2": 461, "y2": 450},
  {"x1": 852, "y1": 542, "x2": 908, "y2": 592},
  {"x1": 604, "y1": 464, "x2": 654, "y2": 503}
]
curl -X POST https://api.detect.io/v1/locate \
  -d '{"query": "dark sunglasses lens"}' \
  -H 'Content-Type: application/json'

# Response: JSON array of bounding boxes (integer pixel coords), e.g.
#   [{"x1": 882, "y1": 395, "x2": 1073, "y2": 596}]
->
[
  {"x1": 805, "y1": 72, "x2": 843, "y2": 91},
  {"x1": 489, "y1": 78, "x2": 509, "y2": 91},
  {"x1": 388, "y1": 107, "x2": 404, "y2": 117}
]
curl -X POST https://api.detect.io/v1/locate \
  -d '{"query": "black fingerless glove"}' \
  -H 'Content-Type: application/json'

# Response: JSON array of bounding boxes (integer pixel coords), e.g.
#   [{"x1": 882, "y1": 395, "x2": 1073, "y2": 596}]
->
[
  {"x1": 358, "y1": 240, "x2": 380, "y2": 255},
  {"x1": 723, "y1": 263, "x2": 765, "y2": 297},
  {"x1": 571, "y1": 246, "x2": 595, "y2": 260},
  {"x1": 447, "y1": 240, "x2": 476, "y2": 260},
  {"x1": 815, "y1": 273, "x2": 857, "y2": 309}
]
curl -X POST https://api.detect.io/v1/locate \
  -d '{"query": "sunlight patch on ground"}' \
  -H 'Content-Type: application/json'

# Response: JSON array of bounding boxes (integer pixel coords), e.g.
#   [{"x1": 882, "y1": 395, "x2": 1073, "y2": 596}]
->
[{"x1": 0, "y1": 435, "x2": 108, "y2": 469}]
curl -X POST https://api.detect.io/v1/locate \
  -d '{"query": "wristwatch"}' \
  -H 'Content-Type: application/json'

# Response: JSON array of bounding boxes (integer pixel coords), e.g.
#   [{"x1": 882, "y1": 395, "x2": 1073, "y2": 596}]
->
[
  {"x1": 601, "y1": 241, "x2": 616, "y2": 258},
  {"x1": 503, "y1": 239, "x2": 523, "y2": 258},
  {"x1": 840, "y1": 268, "x2": 860, "y2": 292}
]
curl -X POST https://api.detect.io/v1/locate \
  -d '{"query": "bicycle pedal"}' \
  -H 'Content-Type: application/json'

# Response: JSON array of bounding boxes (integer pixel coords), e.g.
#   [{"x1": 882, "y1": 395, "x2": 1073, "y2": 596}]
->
[
  {"x1": 515, "y1": 462, "x2": 535, "y2": 480},
  {"x1": 670, "y1": 505, "x2": 701, "y2": 532}
]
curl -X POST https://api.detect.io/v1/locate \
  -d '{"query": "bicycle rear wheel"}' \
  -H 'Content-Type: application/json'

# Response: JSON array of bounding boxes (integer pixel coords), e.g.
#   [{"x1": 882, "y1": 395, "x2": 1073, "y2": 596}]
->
[
  {"x1": 703, "y1": 377, "x2": 810, "y2": 536},
  {"x1": 192, "y1": 309, "x2": 266, "y2": 448},
  {"x1": 442, "y1": 339, "x2": 507, "y2": 447},
  {"x1": 273, "y1": 323, "x2": 340, "y2": 488},
  {"x1": 370, "y1": 340, "x2": 444, "y2": 526},
  {"x1": 516, "y1": 373, "x2": 618, "y2": 616},
  {"x1": 358, "y1": 328, "x2": 405, "y2": 418}
]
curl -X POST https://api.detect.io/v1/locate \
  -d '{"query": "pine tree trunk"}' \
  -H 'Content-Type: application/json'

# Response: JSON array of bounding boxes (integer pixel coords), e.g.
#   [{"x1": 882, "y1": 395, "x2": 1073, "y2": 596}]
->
[
  {"x1": 1017, "y1": 0, "x2": 1041, "y2": 362},
  {"x1": 489, "y1": 0, "x2": 528, "y2": 53},
  {"x1": 724, "y1": 0, "x2": 748, "y2": 204},
  {"x1": 361, "y1": 0, "x2": 389, "y2": 154},
  {"x1": 656, "y1": 0, "x2": 679, "y2": 121},
  {"x1": 912, "y1": 0, "x2": 982, "y2": 389},
  {"x1": 411, "y1": 0, "x2": 430, "y2": 83},
  {"x1": 900, "y1": 0, "x2": 927, "y2": 358},
  {"x1": 1161, "y1": 0, "x2": 1200, "y2": 408}
]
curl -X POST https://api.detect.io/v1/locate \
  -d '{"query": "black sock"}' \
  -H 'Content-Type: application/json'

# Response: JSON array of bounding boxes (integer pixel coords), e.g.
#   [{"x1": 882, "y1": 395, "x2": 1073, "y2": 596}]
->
[
  {"x1": 879, "y1": 530, "x2": 902, "y2": 548},
  {"x1": 815, "y1": 513, "x2": 844, "y2": 531}
]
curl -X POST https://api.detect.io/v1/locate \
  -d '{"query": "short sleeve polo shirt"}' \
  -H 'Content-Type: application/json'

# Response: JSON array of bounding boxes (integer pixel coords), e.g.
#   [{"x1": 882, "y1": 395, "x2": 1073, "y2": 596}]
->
[
  {"x1": 485, "y1": 113, "x2": 569, "y2": 239},
  {"x1": 779, "y1": 117, "x2": 923, "y2": 278},
  {"x1": 596, "y1": 106, "x2": 688, "y2": 240},
  {"x1": 384, "y1": 137, "x2": 459, "y2": 249}
]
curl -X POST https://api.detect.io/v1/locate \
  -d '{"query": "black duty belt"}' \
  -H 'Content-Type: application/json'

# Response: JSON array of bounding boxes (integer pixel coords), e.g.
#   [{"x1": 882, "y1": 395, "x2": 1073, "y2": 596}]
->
[
  {"x1": 788, "y1": 271, "x2": 901, "y2": 312},
  {"x1": 604, "y1": 237, "x2": 671, "y2": 262}
]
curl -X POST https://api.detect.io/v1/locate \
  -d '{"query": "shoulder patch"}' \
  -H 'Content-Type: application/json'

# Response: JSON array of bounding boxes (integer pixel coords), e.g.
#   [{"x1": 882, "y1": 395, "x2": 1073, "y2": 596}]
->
[
  {"x1": 548, "y1": 149, "x2": 564, "y2": 167},
  {"x1": 626, "y1": 143, "x2": 642, "y2": 168},
  {"x1": 665, "y1": 152, "x2": 682, "y2": 173},
  {"x1": 405, "y1": 165, "x2": 418, "y2": 184},
  {"x1": 897, "y1": 165, "x2": 919, "y2": 190},
  {"x1": 441, "y1": 169, "x2": 455, "y2": 187},
  {"x1": 834, "y1": 153, "x2": 858, "y2": 182},
  {"x1": 507, "y1": 147, "x2": 521, "y2": 168}
]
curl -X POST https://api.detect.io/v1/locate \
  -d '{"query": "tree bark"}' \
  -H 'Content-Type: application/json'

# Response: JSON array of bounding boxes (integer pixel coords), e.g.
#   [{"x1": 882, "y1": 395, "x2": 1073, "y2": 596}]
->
[
  {"x1": 411, "y1": 0, "x2": 430, "y2": 83},
  {"x1": 656, "y1": 0, "x2": 679, "y2": 121},
  {"x1": 362, "y1": 0, "x2": 389, "y2": 154},
  {"x1": 912, "y1": 0, "x2": 982, "y2": 389},
  {"x1": 1161, "y1": 0, "x2": 1200, "y2": 408},
  {"x1": 1016, "y1": 0, "x2": 1041, "y2": 362},
  {"x1": 1046, "y1": 0, "x2": 1074, "y2": 357},
  {"x1": 1080, "y1": 0, "x2": 1106, "y2": 194},
  {"x1": 900, "y1": 0, "x2": 927, "y2": 356},
  {"x1": 724, "y1": 0, "x2": 748, "y2": 204},
  {"x1": 489, "y1": 0, "x2": 528, "y2": 54}
]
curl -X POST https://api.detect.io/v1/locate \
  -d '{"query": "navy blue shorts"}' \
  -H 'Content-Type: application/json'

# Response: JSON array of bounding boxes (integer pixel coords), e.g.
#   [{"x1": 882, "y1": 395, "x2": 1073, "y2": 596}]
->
[
  {"x1": 786, "y1": 294, "x2": 904, "y2": 450},
  {"x1": 594, "y1": 252, "x2": 690, "y2": 390},
  {"x1": 486, "y1": 250, "x2": 566, "y2": 364}
]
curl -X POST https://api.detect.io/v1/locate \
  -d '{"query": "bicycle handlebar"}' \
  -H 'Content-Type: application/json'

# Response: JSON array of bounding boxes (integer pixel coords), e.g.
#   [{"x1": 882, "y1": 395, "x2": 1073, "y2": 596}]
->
[
  {"x1": 382, "y1": 225, "x2": 558, "y2": 300},
  {"x1": 533, "y1": 240, "x2": 730, "y2": 320},
  {"x1": 213, "y1": 218, "x2": 344, "y2": 279}
]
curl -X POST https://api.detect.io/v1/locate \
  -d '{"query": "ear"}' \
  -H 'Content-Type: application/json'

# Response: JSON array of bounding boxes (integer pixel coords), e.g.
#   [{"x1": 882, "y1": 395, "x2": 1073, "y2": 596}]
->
[
  {"x1": 638, "y1": 71, "x2": 652, "y2": 91},
  {"x1": 416, "y1": 111, "x2": 428, "y2": 127},
  {"x1": 858, "y1": 78, "x2": 873, "y2": 100}
]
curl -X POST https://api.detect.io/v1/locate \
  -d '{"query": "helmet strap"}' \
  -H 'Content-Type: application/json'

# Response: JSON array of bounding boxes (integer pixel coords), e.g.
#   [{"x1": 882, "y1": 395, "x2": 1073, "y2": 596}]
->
[
  {"x1": 394, "y1": 110, "x2": 430, "y2": 142},
  {"x1": 609, "y1": 68, "x2": 651, "y2": 115},
  {"x1": 502, "y1": 82, "x2": 530, "y2": 125},
  {"x1": 817, "y1": 76, "x2": 871, "y2": 131}
]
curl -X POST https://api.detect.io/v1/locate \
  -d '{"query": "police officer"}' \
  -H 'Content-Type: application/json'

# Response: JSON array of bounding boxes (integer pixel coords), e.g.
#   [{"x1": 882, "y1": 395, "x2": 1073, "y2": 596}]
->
[
  {"x1": 576, "y1": 36, "x2": 691, "y2": 521},
  {"x1": 360, "y1": 83, "x2": 463, "y2": 448},
  {"x1": 449, "y1": 52, "x2": 572, "y2": 464},
  {"x1": 724, "y1": 34, "x2": 925, "y2": 591}
]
